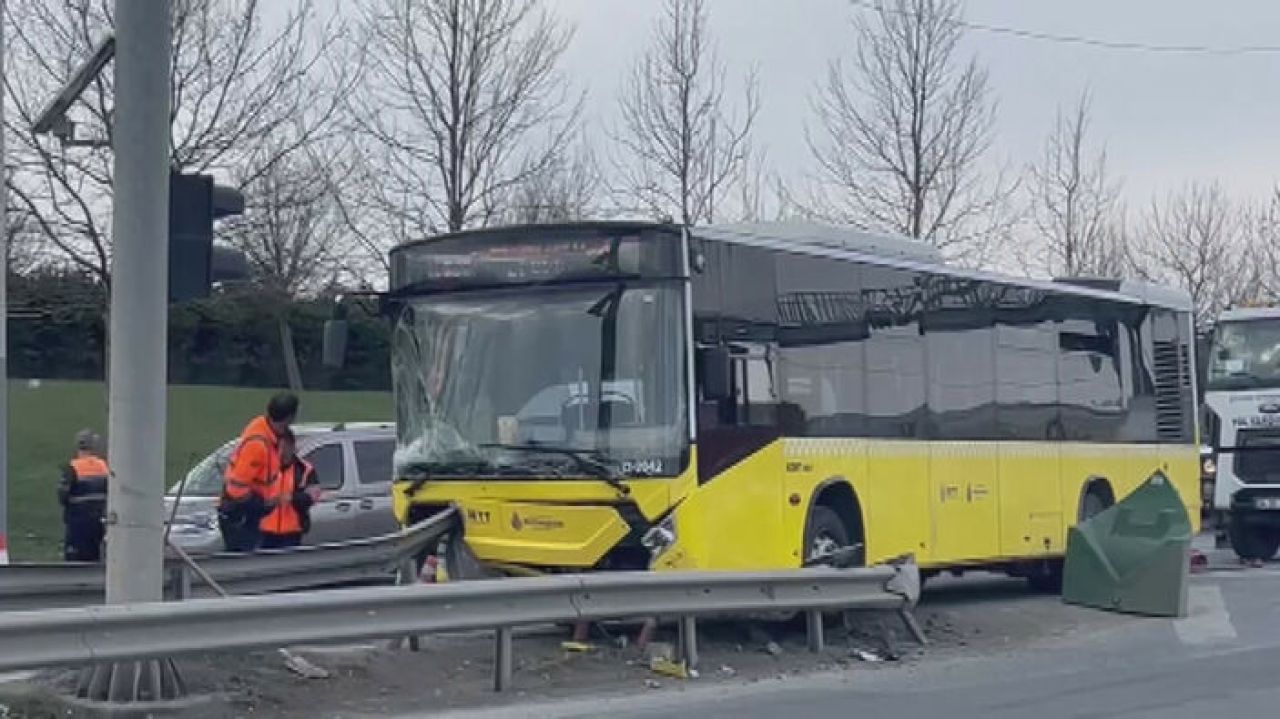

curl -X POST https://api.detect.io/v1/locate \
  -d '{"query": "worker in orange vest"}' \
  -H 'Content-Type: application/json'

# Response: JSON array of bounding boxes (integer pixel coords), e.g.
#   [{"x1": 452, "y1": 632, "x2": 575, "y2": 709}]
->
[
  {"x1": 58, "y1": 429, "x2": 109, "y2": 562},
  {"x1": 219, "y1": 393, "x2": 299, "y2": 552},
  {"x1": 259, "y1": 430, "x2": 316, "y2": 549}
]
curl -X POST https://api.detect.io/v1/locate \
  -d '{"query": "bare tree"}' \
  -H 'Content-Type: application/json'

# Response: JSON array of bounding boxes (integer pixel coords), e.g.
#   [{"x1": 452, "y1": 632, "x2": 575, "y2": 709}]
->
[
  {"x1": 809, "y1": 0, "x2": 1013, "y2": 258},
  {"x1": 1243, "y1": 188, "x2": 1280, "y2": 303},
  {"x1": 1139, "y1": 182, "x2": 1259, "y2": 324},
  {"x1": 612, "y1": 0, "x2": 758, "y2": 226},
  {"x1": 5, "y1": 209, "x2": 47, "y2": 276},
  {"x1": 1026, "y1": 91, "x2": 1126, "y2": 277},
  {"x1": 222, "y1": 137, "x2": 347, "y2": 296},
  {"x1": 501, "y1": 138, "x2": 600, "y2": 224},
  {"x1": 3, "y1": 0, "x2": 348, "y2": 286},
  {"x1": 351, "y1": 0, "x2": 579, "y2": 244}
]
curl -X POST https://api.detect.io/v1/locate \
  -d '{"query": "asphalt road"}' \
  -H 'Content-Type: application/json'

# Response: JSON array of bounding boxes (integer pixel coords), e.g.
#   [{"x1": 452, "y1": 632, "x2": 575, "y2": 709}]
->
[{"x1": 458, "y1": 562, "x2": 1280, "y2": 719}]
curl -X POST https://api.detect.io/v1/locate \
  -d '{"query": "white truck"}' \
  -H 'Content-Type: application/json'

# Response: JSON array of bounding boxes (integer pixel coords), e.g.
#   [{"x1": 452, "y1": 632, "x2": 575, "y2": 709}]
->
[{"x1": 1203, "y1": 307, "x2": 1280, "y2": 561}]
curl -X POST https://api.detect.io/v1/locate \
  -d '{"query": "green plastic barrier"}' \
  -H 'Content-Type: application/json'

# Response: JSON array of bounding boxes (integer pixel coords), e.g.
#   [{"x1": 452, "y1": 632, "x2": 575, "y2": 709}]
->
[{"x1": 1062, "y1": 471, "x2": 1192, "y2": 618}]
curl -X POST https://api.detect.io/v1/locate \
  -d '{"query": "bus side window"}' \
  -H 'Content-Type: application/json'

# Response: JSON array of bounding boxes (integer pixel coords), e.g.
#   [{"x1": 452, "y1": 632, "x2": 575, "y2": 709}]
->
[{"x1": 732, "y1": 347, "x2": 779, "y2": 428}]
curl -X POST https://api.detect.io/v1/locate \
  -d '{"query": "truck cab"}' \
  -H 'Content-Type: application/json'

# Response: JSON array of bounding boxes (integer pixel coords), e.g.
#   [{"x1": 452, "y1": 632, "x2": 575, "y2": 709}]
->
[{"x1": 1203, "y1": 307, "x2": 1280, "y2": 561}]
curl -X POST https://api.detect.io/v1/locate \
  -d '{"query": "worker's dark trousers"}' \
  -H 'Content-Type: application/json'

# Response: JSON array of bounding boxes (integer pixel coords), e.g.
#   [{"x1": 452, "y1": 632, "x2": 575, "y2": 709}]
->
[
  {"x1": 63, "y1": 507, "x2": 105, "y2": 562},
  {"x1": 260, "y1": 532, "x2": 302, "y2": 550}
]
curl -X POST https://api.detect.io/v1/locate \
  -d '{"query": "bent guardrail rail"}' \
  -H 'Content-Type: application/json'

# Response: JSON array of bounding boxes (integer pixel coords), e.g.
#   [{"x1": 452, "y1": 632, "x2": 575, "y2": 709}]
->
[
  {"x1": 0, "y1": 509, "x2": 458, "y2": 612},
  {"x1": 0, "y1": 557, "x2": 920, "y2": 690}
]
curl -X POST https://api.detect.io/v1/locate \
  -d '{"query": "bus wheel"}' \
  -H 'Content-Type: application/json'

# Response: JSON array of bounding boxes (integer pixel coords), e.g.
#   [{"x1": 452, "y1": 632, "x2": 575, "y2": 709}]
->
[
  {"x1": 1026, "y1": 559, "x2": 1064, "y2": 593},
  {"x1": 805, "y1": 505, "x2": 852, "y2": 565},
  {"x1": 1228, "y1": 519, "x2": 1280, "y2": 563}
]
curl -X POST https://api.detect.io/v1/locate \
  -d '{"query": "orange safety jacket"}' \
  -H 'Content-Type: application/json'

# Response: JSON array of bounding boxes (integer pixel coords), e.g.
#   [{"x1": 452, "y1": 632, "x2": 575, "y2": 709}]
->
[
  {"x1": 222, "y1": 416, "x2": 280, "y2": 504},
  {"x1": 63, "y1": 455, "x2": 110, "y2": 506},
  {"x1": 260, "y1": 458, "x2": 314, "y2": 536}
]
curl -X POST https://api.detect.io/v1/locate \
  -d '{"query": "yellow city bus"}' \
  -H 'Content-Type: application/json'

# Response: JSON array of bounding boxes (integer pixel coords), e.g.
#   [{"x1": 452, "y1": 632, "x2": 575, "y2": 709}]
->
[{"x1": 383, "y1": 222, "x2": 1199, "y2": 587}]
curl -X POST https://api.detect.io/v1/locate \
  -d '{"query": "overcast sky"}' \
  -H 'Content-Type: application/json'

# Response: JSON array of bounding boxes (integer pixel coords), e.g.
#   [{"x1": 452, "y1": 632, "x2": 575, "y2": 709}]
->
[
  {"x1": 553, "y1": 0, "x2": 1280, "y2": 210},
  {"x1": 300, "y1": 1, "x2": 1280, "y2": 209}
]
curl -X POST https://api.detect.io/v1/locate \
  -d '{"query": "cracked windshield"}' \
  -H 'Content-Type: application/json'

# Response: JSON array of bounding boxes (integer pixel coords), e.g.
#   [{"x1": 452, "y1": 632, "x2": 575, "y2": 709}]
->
[{"x1": 392, "y1": 283, "x2": 686, "y2": 480}]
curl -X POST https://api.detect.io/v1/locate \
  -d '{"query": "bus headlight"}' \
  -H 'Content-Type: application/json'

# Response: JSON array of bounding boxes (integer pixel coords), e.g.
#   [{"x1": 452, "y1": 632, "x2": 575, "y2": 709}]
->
[{"x1": 642, "y1": 515, "x2": 677, "y2": 558}]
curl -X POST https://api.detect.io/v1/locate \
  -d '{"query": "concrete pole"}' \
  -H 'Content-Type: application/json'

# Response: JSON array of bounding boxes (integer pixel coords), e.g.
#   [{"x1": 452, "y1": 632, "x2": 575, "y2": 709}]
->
[
  {"x1": 0, "y1": 0, "x2": 9, "y2": 565},
  {"x1": 105, "y1": 0, "x2": 171, "y2": 604}
]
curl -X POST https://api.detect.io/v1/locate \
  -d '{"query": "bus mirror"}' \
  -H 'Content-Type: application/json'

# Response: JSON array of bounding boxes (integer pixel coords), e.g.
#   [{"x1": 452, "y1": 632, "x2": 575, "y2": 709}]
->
[
  {"x1": 322, "y1": 319, "x2": 349, "y2": 368},
  {"x1": 700, "y1": 346, "x2": 731, "y2": 401}
]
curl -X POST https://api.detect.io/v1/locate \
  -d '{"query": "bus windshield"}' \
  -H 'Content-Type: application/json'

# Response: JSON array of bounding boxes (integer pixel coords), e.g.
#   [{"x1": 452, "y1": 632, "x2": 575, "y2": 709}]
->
[
  {"x1": 1207, "y1": 319, "x2": 1280, "y2": 391},
  {"x1": 391, "y1": 282, "x2": 688, "y2": 480}
]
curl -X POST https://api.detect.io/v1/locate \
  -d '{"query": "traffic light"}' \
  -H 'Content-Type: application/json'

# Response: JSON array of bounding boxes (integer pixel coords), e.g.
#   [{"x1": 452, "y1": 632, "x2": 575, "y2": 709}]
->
[{"x1": 169, "y1": 172, "x2": 246, "y2": 302}]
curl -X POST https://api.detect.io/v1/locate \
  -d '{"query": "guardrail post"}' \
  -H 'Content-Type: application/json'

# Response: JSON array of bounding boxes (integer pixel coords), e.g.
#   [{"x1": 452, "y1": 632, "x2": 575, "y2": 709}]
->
[
  {"x1": 806, "y1": 610, "x2": 825, "y2": 652},
  {"x1": 899, "y1": 608, "x2": 927, "y2": 646},
  {"x1": 677, "y1": 616, "x2": 698, "y2": 669},
  {"x1": 493, "y1": 627, "x2": 513, "y2": 692},
  {"x1": 166, "y1": 564, "x2": 190, "y2": 601},
  {"x1": 389, "y1": 557, "x2": 423, "y2": 652}
]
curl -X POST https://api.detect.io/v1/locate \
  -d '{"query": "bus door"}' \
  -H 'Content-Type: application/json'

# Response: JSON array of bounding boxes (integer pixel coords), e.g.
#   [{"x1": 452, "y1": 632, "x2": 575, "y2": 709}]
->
[{"x1": 925, "y1": 317, "x2": 1000, "y2": 563}]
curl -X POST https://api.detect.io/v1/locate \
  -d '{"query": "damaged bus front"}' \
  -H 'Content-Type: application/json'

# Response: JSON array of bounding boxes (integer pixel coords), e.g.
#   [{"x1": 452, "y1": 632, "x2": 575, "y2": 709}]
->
[{"x1": 387, "y1": 224, "x2": 696, "y2": 573}]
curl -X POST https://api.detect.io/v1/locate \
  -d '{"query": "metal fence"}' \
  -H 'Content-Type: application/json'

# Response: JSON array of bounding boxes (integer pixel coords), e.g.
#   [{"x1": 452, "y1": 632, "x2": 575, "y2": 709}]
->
[
  {"x1": 0, "y1": 558, "x2": 920, "y2": 691},
  {"x1": 0, "y1": 510, "x2": 456, "y2": 612}
]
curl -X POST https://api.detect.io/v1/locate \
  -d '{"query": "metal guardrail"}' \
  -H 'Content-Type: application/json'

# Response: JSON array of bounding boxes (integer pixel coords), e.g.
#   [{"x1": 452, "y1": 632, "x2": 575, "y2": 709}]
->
[
  {"x1": 0, "y1": 558, "x2": 920, "y2": 690},
  {"x1": 0, "y1": 510, "x2": 457, "y2": 612}
]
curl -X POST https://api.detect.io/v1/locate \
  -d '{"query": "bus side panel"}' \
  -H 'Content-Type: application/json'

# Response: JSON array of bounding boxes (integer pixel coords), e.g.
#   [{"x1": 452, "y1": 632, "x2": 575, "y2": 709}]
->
[
  {"x1": 1058, "y1": 444, "x2": 1162, "y2": 529},
  {"x1": 998, "y1": 443, "x2": 1063, "y2": 558},
  {"x1": 1163, "y1": 445, "x2": 1201, "y2": 534},
  {"x1": 780, "y1": 438, "x2": 867, "y2": 567},
  {"x1": 929, "y1": 442, "x2": 1000, "y2": 563},
  {"x1": 665, "y1": 442, "x2": 791, "y2": 570},
  {"x1": 865, "y1": 440, "x2": 933, "y2": 566}
]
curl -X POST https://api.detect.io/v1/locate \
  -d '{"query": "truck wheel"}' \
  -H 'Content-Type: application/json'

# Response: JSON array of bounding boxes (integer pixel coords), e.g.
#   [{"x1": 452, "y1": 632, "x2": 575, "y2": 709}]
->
[{"x1": 1229, "y1": 519, "x2": 1280, "y2": 562}]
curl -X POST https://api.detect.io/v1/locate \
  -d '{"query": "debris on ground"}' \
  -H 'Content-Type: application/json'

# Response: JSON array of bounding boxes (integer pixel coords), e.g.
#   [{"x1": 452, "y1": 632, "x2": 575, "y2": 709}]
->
[
  {"x1": 849, "y1": 648, "x2": 883, "y2": 663},
  {"x1": 649, "y1": 658, "x2": 690, "y2": 680},
  {"x1": 644, "y1": 679, "x2": 662, "y2": 690},
  {"x1": 1189, "y1": 550, "x2": 1208, "y2": 574},
  {"x1": 719, "y1": 665, "x2": 737, "y2": 677},
  {"x1": 282, "y1": 652, "x2": 330, "y2": 679},
  {"x1": 560, "y1": 641, "x2": 597, "y2": 653},
  {"x1": 763, "y1": 641, "x2": 783, "y2": 657}
]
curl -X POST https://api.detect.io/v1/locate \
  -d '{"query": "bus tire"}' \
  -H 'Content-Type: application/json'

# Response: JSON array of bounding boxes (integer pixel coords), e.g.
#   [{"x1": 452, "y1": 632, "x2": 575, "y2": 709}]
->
[
  {"x1": 1026, "y1": 559, "x2": 1064, "y2": 593},
  {"x1": 1228, "y1": 518, "x2": 1280, "y2": 562},
  {"x1": 805, "y1": 505, "x2": 851, "y2": 565}
]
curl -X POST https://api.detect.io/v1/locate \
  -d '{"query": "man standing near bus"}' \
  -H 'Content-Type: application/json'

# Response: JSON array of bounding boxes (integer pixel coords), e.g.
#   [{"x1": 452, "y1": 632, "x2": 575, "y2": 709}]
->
[{"x1": 219, "y1": 392, "x2": 299, "y2": 552}]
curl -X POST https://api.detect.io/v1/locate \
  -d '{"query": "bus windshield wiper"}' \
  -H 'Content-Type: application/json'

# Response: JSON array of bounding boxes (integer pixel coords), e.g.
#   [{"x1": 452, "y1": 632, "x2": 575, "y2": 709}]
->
[
  {"x1": 396, "y1": 457, "x2": 534, "y2": 492},
  {"x1": 479, "y1": 443, "x2": 631, "y2": 495}
]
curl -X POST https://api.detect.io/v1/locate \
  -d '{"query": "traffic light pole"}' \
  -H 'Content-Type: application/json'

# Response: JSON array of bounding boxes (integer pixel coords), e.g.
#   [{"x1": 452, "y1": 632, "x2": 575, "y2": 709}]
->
[
  {"x1": 0, "y1": 0, "x2": 9, "y2": 565},
  {"x1": 105, "y1": 0, "x2": 171, "y2": 605}
]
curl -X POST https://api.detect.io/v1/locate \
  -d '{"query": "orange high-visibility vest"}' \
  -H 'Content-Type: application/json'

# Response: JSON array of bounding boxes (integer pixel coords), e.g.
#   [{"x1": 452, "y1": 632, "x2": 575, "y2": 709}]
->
[
  {"x1": 68, "y1": 455, "x2": 109, "y2": 504},
  {"x1": 260, "y1": 458, "x2": 313, "y2": 536},
  {"x1": 222, "y1": 416, "x2": 280, "y2": 503}
]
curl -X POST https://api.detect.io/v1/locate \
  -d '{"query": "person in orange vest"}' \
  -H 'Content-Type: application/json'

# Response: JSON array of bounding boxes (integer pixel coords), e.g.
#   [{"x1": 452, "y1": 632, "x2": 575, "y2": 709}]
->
[
  {"x1": 219, "y1": 392, "x2": 299, "y2": 552},
  {"x1": 58, "y1": 429, "x2": 109, "y2": 562},
  {"x1": 259, "y1": 430, "x2": 317, "y2": 550}
]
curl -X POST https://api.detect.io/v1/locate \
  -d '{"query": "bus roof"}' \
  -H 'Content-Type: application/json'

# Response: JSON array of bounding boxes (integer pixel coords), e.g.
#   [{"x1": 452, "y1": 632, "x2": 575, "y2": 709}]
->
[
  {"x1": 390, "y1": 220, "x2": 1193, "y2": 313},
  {"x1": 695, "y1": 222, "x2": 1194, "y2": 313}
]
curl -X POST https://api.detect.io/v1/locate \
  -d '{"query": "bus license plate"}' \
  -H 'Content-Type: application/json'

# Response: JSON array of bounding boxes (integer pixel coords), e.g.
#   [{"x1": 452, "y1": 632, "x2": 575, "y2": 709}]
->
[{"x1": 1255, "y1": 497, "x2": 1280, "y2": 510}]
